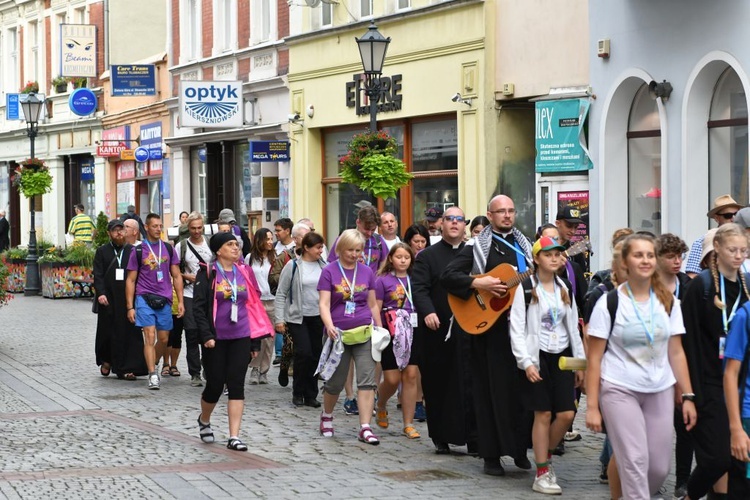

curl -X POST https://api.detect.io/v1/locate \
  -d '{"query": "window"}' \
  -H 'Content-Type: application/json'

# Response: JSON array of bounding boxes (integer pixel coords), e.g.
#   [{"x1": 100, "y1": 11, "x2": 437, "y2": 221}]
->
[
  {"x1": 7, "y1": 28, "x2": 18, "y2": 92},
  {"x1": 627, "y1": 83, "x2": 662, "y2": 234},
  {"x1": 28, "y1": 21, "x2": 39, "y2": 82},
  {"x1": 181, "y1": 0, "x2": 202, "y2": 62},
  {"x1": 411, "y1": 120, "x2": 458, "y2": 225},
  {"x1": 251, "y1": 0, "x2": 276, "y2": 44},
  {"x1": 215, "y1": 0, "x2": 236, "y2": 52},
  {"x1": 361, "y1": 0, "x2": 373, "y2": 18},
  {"x1": 73, "y1": 7, "x2": 86, "y2": 24},
  {"x1": 191, "y1": 147, "x2": 208, "y2": 217},
  {"x1": 321, "y1": 2, "x2": 333, "y2": 27},
  {"x1": 397, "y1": 0, "x2": 411, "y2": 9},
  {"x1": 709, "y1": 67, "x2": 748, "y2": 208}
]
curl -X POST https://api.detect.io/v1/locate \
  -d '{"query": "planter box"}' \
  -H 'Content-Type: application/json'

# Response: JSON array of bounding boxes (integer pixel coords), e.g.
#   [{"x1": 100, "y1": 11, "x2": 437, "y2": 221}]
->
[
  {"x1": 40, "y1": 262, "x2": 94, "y2": 299},
  {"x1": 3, "y1": 258, "x2": 27, "y2": 293}
]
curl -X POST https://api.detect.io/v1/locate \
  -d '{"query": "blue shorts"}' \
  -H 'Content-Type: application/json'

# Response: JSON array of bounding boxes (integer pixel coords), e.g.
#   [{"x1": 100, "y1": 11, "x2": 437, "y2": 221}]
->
[{"x1": 135, "y1": 295, "x2": 173, "y2": 331}]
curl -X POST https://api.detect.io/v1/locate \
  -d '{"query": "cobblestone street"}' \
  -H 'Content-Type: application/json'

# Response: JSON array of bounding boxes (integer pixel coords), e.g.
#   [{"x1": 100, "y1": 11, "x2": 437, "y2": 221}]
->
[{"x1": 0, "y1": 295, "x2": 670, "y2": 499}]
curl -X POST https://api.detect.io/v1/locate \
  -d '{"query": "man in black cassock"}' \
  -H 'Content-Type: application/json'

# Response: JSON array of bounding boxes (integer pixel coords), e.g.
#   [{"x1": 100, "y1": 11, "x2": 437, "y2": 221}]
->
[
  {"x1": 412, "y1": 206, "x2": 477, "y2": 455},
  {"x1": 94, "y1": 219, "x2": 148, "y2": 379},
  {"x1": 442, "y1": 194, "x2": 533, "y2": 476}
]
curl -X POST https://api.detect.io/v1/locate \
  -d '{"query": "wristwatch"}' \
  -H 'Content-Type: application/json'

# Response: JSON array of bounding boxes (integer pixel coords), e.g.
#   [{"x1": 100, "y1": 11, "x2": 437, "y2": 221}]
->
[{"x1": 681, "y1": 393, "x2": 696, "y2": 402}]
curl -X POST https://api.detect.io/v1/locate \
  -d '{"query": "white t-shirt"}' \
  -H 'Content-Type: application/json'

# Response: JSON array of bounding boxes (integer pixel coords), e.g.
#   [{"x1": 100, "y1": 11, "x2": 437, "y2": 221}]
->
[
  {"x1": 175, "y1": 238, "x2": 213, "y2": 298},
  {"x1": 246, "y1": 255, "x2": 273, "y2": 301},
  {"x1": 275, "y1": 240, "x2": 295, "y2": 256},
  {"x1": 536, "y1": 284, "x2": 570, "y2": 354},
  {"x1": 298, "y1": 259, "x2": 323, "y2": 317},
  {"x1": 588, "y1": 285, "x2": 685, "y2": 393},
  {"x1": 382, "y1": 236, "x2": 401, "y2": 250}
]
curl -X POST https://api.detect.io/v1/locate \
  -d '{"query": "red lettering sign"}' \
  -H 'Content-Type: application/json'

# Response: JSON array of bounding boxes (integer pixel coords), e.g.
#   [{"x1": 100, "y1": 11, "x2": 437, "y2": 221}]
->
[
  {"x1": 97, "y1": 144, "x2": 127, "y2": 157},
  {"x1": 116, "y1": 161, "x2": 135, "y2": 180},
  {"x1": 149, "y1": 160, "x2": 163, "y2": 176}
]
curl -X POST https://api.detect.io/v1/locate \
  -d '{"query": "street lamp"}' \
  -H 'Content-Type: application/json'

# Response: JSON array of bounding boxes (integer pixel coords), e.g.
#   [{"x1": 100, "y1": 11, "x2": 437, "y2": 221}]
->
[
  {"x1": 356, "y1": 21, "x2": 391, "y2": 132},
  {"x1": 20, "y1": 92, "x2": 45, "y2": 296}
]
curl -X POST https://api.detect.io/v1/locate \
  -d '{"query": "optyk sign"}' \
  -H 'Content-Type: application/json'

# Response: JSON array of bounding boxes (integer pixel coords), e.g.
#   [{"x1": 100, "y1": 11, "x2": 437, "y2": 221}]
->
[{"x1": 179, "y1": 81, "x2": 243, "y2": 129}]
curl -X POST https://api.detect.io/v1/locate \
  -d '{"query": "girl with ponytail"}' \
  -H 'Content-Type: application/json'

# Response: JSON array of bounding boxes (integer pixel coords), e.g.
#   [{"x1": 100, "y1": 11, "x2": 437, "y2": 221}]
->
[{"x1": 681, "y1": 223, "x2": 750, "y2": 499}]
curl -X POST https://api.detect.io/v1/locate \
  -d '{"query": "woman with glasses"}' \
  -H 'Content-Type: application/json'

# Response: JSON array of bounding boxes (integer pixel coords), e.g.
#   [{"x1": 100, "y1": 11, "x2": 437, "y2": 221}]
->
[{"x1": 680, "y1": 223, "x2": 750, "y2": 498}]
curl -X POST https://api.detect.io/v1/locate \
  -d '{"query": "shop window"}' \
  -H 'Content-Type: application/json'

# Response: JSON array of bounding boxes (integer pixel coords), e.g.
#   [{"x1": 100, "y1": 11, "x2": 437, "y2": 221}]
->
[
  {"x1": 709, "y1": 67, "x2": 749, "y2": 208},
  {"x1": 627, "y1": 84, "x2": 662, "y2": 234},
  {"x1": 251, "y1": 0, "x2": 276, "y2": 45},
  {"x1": 411, "y1": 119, "x2": 458, "y2": 225},
  {"x1": 191, "y1": 148, "x2": 207, "y2": 217}
]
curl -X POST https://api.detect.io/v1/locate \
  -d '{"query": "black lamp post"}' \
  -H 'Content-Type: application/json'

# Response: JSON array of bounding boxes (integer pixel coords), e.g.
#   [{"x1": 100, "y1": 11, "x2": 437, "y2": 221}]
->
[
  {"x1": 356, "y1": 21, "x2": 391, "y2": 132},
  {"x1": 20, "y1": 92, "x2": 45, "y2": 296}
]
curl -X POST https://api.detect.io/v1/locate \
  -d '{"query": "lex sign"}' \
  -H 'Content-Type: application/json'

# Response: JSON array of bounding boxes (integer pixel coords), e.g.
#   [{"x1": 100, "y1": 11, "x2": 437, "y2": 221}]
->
[{"x1": 179, "y1": 81, "x2": 243, "y2": 129}]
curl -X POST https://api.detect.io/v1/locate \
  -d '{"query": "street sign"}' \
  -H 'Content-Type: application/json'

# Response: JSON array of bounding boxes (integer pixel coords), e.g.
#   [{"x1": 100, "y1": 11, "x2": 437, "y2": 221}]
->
[
  {"x1": 134, "y1": 147, "x2": 150, "y2": 163},
  {"x1": 69, "y1": 88, "x2": 97, "y2": 116}
]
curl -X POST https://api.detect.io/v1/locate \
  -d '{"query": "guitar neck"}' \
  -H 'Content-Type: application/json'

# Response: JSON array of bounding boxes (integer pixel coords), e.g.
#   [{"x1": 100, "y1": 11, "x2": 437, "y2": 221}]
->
[{"x1": 506, "y1": 268, "x2": 534, "y2": 288}]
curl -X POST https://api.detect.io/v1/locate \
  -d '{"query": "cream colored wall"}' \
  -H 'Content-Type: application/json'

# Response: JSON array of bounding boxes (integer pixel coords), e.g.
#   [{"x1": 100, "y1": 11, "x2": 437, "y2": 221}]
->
[
  {"x1": 288, "y1": 2, "x2": 493, "y2": 224},
  {"x1": 108, "y1": 0, "x2": 167, "y2": 65},
  {"x1": 495, "y1": 0, "x2": 589, "y2": 98}
]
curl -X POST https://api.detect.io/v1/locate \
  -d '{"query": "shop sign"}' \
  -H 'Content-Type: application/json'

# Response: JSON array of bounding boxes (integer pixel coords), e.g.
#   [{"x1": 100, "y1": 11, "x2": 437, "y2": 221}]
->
[
  {"x1": 69, "y1": 88, "x2": 97, "y2": 116},
  {"x1": 120, "y1": 149, "x2": 136, "y2": 161},
  {"x1": 80, "y1": 158, "x2": 95, "y2": 181},
  {"x1": 149, "y1": 160, "x2": 163, "y2": 176},
  {"x1": 60, "y1": 24, "x2": 97, "y2": 77},
  {"x1": 134, "y1": 147, "x2": 150, "y2": 163},
  {"x1": 345, "y1": 74, "x2": 403, "y2": 116},
  {"x1": 111, "y1": 65, "x2": 156, "y2": 96},
  {"x1": 178, "y1": 80, "x2": 243, "y2": 128},
  {"x1": 535, "y1": 98, "x2": 592, "y2": 173},
  {"x1": 140, "y1": 121, "x2": 163, "y2": 160},
  {"x1": 250, "y1": 141, "x2": 290, "y2": 161},
  {"x1": 97, "y1": 144, "x2": 127, "y2": 156},
  {"x1": 557, "y1": 191, "x2": 589, "y2": 241},
  {"x1": 99, "y1": 125, "x2": 131, "y2": 157},
  {"x1": 6, "y1": 94, "x2": 20, "y2": 120},
  {"x1": 116, "y1": 161, "x2": 135, "y2": 180}
]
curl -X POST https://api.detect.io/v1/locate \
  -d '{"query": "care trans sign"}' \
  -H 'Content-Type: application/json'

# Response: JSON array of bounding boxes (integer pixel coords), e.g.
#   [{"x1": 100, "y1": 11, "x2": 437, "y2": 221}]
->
[{"x1": 179, "y1": 81, "x2": 243, "y2": 129}]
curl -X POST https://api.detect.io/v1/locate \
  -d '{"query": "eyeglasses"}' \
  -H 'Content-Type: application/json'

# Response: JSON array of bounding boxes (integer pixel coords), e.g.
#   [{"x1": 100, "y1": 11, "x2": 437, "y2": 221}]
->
[
  {"x1": 718, "y1": 212, "x2": 737, "y2": 220},
  {"x1": 444, "y1": 215, "x2": 466, "y2": 223},
  {"x1": 489, "y1": 209, "x2": 516, "y2": 216}
]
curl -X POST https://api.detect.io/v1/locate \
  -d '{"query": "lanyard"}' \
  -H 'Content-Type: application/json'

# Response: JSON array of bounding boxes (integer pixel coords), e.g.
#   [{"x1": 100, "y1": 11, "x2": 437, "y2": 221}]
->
[
  {"x1": 536, "y1": 279, "x2": 560, "y2": 327},
  {"x1": 625, "y1": 283, "x2": 655, "y2": 345},
  {"x1": 111, "y1": 243, "x2": 123, "y2": 268},
  {"x1": 396, "y1": 275, "x2": 414, "y2": 310},
  {"x1": 720, "y1": 274, "x2": 741, "y2": 334},
  {"x1": 215, "y1": 263, "x2": 238, "y2": 303},
  {"x1": 492, "y1": 234, "x2": 527, "y2": 272},
  {"x1": 143, "y1": 238, "x2": 162, "y2": 264},
  {"x1": 674, "y1": 276, "x2": 680, "y2": 298},
  {"x1": 337, "y1": 261, "x2": 358, "y2": 299},
  {"x1": 363, "y1": 236, "x2": 376, "y2": 265}
]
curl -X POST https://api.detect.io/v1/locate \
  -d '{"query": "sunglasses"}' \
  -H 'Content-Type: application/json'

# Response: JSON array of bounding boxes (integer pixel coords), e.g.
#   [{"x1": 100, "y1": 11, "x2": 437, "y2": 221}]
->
[
  {"x1": 718, "y1": 212, "x2": 737, "y2": 220},
  {"x1": 444, "y1": 215, "x2": 466, "y2": 223}
]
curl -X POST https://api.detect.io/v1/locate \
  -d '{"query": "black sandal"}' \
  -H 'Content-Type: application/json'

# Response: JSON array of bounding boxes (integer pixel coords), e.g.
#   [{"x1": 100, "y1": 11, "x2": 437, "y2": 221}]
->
[
  {"x1": 226, "y1": 438, "x2": 248, "y2": 451},
  {"x1": 197, "y1": 416, "x2": 214, "y2": 443},
  {"x1": 100, "y1": 363, "x2": 111, "y2": 377}
]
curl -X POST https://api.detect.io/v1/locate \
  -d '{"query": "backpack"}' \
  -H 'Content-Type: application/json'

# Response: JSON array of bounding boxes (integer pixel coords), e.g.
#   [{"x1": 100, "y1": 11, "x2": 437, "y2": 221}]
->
[
  {"x1": 179, "y1": 237, "x2": 209, "y2": 275},
  {"x1": 521, "y1": 274, "x2": 574, "y2": 311},
  {"x1": 134, "y1": 241, "x2": 176, "y2": 281}
]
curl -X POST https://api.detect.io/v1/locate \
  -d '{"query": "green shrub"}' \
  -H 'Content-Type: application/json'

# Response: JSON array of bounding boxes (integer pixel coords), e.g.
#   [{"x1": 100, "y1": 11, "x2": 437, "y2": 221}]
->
[{"x1": 94, "y1": 212, "x2": 110, "y2": 248}]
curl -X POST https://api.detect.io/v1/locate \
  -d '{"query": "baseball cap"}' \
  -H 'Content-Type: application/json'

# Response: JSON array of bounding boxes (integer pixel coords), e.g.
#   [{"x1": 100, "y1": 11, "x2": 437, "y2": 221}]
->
[
  {"x1": 424, "y1": 207, "x2": 444, "y2": 222},
  {"x1": 107, "y1": 219, "x2": 124, "y2": 231},
  {"x1": 218, "y1": 208, "x2": 236, "y2": 223},
  {"x1": 370, "y1": 326, "x2": 391, "y2": 363},
  {"x1": 556, "y1": 206, "x2": 584, "y2": 224},
  {"x1": 735, "y1": 207, "x2": 750, "y2": 229},
  {"x1": 532, "y1": 236, "x2": 566, "y2": 257}
]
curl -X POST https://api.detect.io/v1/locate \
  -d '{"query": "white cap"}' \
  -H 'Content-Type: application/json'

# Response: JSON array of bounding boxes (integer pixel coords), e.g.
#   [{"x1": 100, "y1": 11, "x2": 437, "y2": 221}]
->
[{"x1": 370, "y1": 326, "x2": 391, "y2": 363}]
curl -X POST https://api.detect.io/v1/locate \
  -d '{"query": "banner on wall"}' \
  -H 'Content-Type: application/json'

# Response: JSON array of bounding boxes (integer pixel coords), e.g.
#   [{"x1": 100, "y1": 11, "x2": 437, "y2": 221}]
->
[
  {"x1": 535, "y1": 98, "x2": 592, "y2": 173},
  {"x1": 60, "y1": 24, "x2": 97, "y2": 77},
  {"x1": 557, "y1": 190, "x2": 589, "y2": 242},
  {"x1": 178, "y1": 81, "x2": 243, "y2": 128}
]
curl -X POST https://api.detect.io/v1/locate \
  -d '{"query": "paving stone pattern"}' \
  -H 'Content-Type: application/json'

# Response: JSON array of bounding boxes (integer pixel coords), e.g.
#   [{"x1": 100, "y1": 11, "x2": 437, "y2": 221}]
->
[{"x1": 0, "y1": 296, "x2": 676, "y2": 498}]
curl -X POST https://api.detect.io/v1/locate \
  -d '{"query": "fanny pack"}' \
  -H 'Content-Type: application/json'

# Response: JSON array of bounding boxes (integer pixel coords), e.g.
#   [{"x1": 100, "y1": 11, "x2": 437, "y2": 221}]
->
[
  {"x1": 142, "y1": 293, "x2": 168, "y2": 310},
  {"x1": 340, "y1": 324, "x2": 372, "y2": 345}
]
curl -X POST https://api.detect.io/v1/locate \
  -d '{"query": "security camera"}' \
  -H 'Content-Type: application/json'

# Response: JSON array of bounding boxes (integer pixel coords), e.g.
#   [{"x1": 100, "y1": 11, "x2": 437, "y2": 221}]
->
[
  {"x1": 288, "y1": 113, "x2": 301, "y2": 122},
  {"x1": 451, "y1": 93, "x2": 462, "y2": 102}
]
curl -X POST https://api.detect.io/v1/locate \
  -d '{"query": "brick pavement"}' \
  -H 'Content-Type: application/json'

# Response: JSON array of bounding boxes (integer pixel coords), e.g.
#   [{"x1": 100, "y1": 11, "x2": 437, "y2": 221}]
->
[{"x1": 0, "y1": 295, "x2": 675, "y2": 499}]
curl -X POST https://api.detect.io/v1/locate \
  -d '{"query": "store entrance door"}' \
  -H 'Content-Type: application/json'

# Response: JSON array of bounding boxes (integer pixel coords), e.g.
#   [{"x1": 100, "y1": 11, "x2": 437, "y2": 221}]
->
[{"x1": 536, "y1": 175, "x2": 590, "y2": 240}]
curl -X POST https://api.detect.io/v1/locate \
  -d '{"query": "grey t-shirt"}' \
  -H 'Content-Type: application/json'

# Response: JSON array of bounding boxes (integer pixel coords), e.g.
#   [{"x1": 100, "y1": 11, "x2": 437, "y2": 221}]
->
[{"x1": 298, "y1": 259, "x2": 323, "y2": 317}]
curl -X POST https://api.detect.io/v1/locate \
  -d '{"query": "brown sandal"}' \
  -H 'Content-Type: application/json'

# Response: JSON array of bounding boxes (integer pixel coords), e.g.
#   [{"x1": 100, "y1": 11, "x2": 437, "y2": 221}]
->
[
  {"x1": 169, "y1": 366, "x2": 181, "y2": 377},
  {"x1": 161, "y1": 365, "x2": 171, "y2": 377}
]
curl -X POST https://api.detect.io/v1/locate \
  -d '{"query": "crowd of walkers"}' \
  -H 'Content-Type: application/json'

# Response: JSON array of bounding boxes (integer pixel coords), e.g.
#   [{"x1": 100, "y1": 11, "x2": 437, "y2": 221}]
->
[{"x1": 92, "y1": 194, "x2": 750, "y2": 499}]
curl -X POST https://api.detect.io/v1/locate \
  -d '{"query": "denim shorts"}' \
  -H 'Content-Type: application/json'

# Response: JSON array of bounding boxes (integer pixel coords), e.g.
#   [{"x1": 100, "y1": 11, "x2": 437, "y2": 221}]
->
[{"x1": 135, "y1": 294, "x2": 173, "y2": 331}]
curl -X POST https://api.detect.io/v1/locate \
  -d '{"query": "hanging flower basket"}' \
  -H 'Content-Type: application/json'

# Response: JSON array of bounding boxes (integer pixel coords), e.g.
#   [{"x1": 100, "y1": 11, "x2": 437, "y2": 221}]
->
[
  {"x1": 12, "y1": 158, "x2": 53, "y2": 199},
  {"x1": 339, "y1": 130, "x2": 413, "y2": 200}
]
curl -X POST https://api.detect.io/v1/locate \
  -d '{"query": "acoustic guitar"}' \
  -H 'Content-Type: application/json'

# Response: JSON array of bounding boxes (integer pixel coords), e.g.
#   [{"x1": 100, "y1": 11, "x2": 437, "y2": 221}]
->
[{"x1": 448, "y1": 239, "x2": 591, "y2": 335}]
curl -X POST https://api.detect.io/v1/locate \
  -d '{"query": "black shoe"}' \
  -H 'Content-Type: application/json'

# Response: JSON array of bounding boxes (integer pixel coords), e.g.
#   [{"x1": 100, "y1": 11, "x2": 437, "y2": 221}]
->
[
  {"x1": 292, "y1": 395, "x2": 304, "y2": 407},
  {"x1": 552, "y1": 442, "x2": 565, "y2": 456},
  {"x1": 272, "y1": 358, "x2": 281, "y2": 366},
  {"x1": 483, "y1": 458, "x2": 505, "y2": 476},
  {"x1": 278, "y1": 368, "x2": 289, "y2": 387},
  {"x1": 304, "y1": 398, "x2": 321, "y2": 408},
  {"x1": 434, "y1": 441, "x2": 450, "y2": 455},
  {"x1": 514, "y1": 455, "x2": 532, "y2": 470},
  {"x1": 466, "y1": 442, "x2": 479, "y2": 456}
]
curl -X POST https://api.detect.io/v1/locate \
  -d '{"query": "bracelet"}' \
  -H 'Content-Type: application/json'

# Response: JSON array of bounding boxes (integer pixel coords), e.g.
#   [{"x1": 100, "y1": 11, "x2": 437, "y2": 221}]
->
[
  {"x1": 681, "y1": 393, "x2": 696, "y2": 402},
  {"x1": 127, "y1": 307, "x2": 134, "y2": 311}
]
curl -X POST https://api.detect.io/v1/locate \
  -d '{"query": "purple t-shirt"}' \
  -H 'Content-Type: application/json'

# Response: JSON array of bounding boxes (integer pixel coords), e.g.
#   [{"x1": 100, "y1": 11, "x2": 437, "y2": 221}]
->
[
  {"x1": 375, "y1": 273, "x2": 415, "y2": 314},
  {"x1": 213, "y1": 266, "x2": 251, "y2": 340},
  {"x1": 127, "y1": 239, "x2": 180, "y2": 300},
  {"x1": 318, "y1": 261, "x2": 375, "y2": 330},
  {"x1": 328, "y1": 234, "x2": 387, "y2": 274}
]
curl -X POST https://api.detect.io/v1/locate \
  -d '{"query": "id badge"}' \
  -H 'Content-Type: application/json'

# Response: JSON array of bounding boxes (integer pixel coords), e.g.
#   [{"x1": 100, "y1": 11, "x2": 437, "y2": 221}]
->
[
  {"x1": 548, "y1": 333, "x2": 560, "y2": 352},
  {"x1": 344, "y1": 301, "x2": 356, "y2": 317},
  {"x1": 410, "y1": 312, "x2": 418, "y2": 328},
  {"x1": 719, "y1": 335, "x2": 726, "y2": 360},
  {"x1": 156, "y1": 270, "x2": 164, "y2": 282},
  {"x1": 231, "y1": 303, "x2": 238, "y2": 323},
  {"x1": 115, "y1": 268, "x2": 125, "y2": 281}
]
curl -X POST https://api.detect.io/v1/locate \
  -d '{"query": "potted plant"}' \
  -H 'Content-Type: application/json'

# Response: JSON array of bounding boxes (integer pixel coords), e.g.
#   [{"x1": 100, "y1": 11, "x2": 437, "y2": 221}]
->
[
  {"x1": 51, "y1": 76, "x2": 68, "y2": 93},
  {"x1": 70, "y1": 77, "x2": 87, "y2": 89},
  {"x1": 39, "y1": 242, "x2": 95, "y2": 299},
  {"x1": 0, "y1": 261, "x2": 12, "y2": 308},
  {"x1": 1, "y1": 247, "x2": 28, "y2": 293},
  {"x1": 339, "y1": 130, "x2": 413, "y2": 200},
  {"x1": 20, "y1": 81, "x2": 39, "y2": 94},
  {"x1": 12, "y1": 158, "x2": 53, "y2": 198}
]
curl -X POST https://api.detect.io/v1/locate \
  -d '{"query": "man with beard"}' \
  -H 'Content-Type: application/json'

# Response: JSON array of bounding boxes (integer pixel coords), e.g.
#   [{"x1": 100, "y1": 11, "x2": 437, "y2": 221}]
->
[
  {"x1": 94, "y1": 220, "x2": 148, "y2": 380},
  {"x1": 441, "y1": 194, "x2": 533, "y2": 476},
  {"x1": 412, "y1": 206, "x2": 477, "y2": 455}
]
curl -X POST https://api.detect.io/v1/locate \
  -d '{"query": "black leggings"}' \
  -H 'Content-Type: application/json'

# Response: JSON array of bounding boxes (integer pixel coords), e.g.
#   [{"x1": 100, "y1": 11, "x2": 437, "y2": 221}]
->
[
  {"x1": 687, "y1": 384, "x2": 732, "y2": 498},
  {"x1": 288, "y1": 316, "x2": 324, "y2": 400},
  {"x1": 168, "y1": 315, "x2": 184, "y2": 349},
  {"x1": 202, "y1": 336, "x2": 251, "y2": 404}
]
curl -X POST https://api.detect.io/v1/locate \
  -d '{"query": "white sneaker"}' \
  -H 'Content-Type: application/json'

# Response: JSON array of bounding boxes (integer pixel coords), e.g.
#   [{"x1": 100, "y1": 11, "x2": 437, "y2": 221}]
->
[
  {"x1": 532, "y1": 471, "x2": 562, "y2": 495},
  {"x1": 259, "y1": 373, "x2": 268, "y2": 385},
  {"x1": 148, "y1": 374, "x2": 160, "y2": 390},
  {"x1": 248, "y1": 369, "x2": 259, "y2": 385}
]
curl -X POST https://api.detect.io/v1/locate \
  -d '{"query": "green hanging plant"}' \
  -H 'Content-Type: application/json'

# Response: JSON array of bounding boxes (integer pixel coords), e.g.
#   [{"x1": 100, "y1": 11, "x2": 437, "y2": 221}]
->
[
  {"x1": 339, "y1": 130, "x2": 412, "y2": 200},
  {"x1": 12, "y1": 158, "x2": 53, "y2": 198}
]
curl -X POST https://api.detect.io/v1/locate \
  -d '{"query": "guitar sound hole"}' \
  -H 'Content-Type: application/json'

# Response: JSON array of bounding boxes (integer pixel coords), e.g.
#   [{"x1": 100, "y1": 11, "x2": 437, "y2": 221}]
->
[{"x1": 490, "y1": 297, "x2": 506, "y2": 311}]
